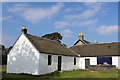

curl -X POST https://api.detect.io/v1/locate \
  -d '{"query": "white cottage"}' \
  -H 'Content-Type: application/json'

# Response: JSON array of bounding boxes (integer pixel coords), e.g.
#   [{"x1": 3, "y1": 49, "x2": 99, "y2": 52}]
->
[
  {"x1": 7, "y1": 27, "x2": 80, "y2": 75},
  {"x1": 70, "y1": 33, "x2": 120, "y2": 69},
  {"x1": 7, "y1": 28, "x2": 120, "y2": 75}
]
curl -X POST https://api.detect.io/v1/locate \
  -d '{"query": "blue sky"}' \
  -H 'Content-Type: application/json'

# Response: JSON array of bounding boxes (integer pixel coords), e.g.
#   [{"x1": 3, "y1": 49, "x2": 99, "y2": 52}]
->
[{"x1": 2, "y1": 2, "x2": 118, "y2": 47}]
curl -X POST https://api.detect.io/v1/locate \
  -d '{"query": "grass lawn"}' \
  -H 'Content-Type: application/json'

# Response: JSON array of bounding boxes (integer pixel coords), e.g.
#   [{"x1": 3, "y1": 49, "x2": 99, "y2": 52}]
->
[{"x1": 1, "y1": 65, "x2": 120, "y2": 79}]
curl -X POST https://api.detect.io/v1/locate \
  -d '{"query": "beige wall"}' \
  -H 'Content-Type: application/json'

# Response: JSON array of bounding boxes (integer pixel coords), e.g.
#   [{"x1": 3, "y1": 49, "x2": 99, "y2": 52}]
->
[{"x1": 75, "y1": 41, "x2": 84, "y2": 46}]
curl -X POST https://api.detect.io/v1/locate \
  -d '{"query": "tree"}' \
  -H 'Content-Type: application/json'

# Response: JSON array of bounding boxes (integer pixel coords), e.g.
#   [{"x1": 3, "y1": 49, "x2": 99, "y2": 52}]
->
[
  {"x1": 0, "y1": 45, "x2": 6, "y2": 54},
  {"x1": 5, "y1": 46, "x2": 13, "y2": 54},
  {"x1": 0, "y1": 45, "x2": 7, "y2": 65},
  {"x1": 42, "y1": 32, "x2": 62, "y2": 43}
]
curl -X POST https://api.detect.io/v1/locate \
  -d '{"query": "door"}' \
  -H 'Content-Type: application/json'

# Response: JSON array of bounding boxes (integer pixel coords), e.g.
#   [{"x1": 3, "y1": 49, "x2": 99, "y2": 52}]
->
[
  {"x1": 85, "y1": 59, "x2": 90, "y2": 69},
  {"x1": 58, "y1": 56, "x2": 62, "y2": 71}
]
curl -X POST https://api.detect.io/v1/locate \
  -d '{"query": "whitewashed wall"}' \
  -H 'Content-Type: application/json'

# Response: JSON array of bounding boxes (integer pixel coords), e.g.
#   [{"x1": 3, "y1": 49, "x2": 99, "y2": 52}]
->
[
  {"x1": 79, "y1": 57, "x2": 97, "y2": 69},
  {"x1": 38, "y1": 53, "x2": 80, "y2": 75},
  {"x1": 38, "y1": 53, "x2": 58, "y2": 75},
  {"x1": 79, "y1": 56, "x2": 120, "y2": 69},
  {"x1": 79, "y1": 57, "x2": 85, "y2": 69},
  {"x1": 112, "y1": 56, "x2": 120, "y2": 69},
  {"x1": 90, "y1": 57, "x2": 97, "y2": 65},
  {"x1": 62, "y1": 56, "x2": 80, "y2": 70},
  {"x1": 7, "y1": 34, "x2": 80, "y2": 75},
  {"x1": 7, "y1": 34, "x2": 40, "y2": 75},
  {"x1": 118, "y1": 56, "x2": 120, "y2": 69}
]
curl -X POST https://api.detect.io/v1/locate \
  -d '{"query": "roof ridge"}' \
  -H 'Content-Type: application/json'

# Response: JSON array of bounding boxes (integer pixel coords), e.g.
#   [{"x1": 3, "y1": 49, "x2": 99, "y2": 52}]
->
[{"x1": 71, "y1": 42, "x2": 120, "y2": 47}]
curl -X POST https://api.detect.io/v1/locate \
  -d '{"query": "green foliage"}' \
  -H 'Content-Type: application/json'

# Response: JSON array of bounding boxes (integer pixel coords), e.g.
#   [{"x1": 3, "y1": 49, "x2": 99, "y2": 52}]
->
[
  {"x1": 2, "y1": 54, "x2": 7, "y2": 65},
  {"x1": 42, "y1": 32, "x2": 62, "y2": 43},
  {"x1": 5, "y1": 46, "x2": 12, "y2": 54},
  {"x1": 0, "y1": 45, "x2": 6, "y2": 54}
]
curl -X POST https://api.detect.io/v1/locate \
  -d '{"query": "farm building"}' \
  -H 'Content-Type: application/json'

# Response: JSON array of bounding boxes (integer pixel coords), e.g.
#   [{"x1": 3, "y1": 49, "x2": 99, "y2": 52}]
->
[
  {"x1": 7, "y1": 27, "x2": 120, "y2": 75},
  {"x1": 73, "y1": 32, "x2": 90, "y2": 46},
  {"x1": 70, "y1": 33, "x2": 120, "y2": 69},
  {"x1": 7, "y1": 27, "x2": 80, "y2": 75}
]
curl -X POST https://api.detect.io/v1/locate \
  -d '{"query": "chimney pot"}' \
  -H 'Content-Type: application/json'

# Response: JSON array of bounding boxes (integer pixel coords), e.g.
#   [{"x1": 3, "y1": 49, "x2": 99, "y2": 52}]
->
[
  {"x1": 78, "y1": 32, "x2": 84, "y2": 40},
  {"x1": 21, "y1": 26, "x2": 27, "y2": 34}
]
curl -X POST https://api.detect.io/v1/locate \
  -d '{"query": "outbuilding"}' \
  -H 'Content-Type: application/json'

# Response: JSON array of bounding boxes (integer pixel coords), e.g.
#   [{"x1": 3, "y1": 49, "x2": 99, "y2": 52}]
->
[
  {"x1": 7, "y1": 27, "x2": 80, "y2": 75},
  {"x1": 7, "y1": 28, "x2": 120, "y2": 75},
  {"x1": 70, "y1": 42, "x2": 120, "y2": 69}
]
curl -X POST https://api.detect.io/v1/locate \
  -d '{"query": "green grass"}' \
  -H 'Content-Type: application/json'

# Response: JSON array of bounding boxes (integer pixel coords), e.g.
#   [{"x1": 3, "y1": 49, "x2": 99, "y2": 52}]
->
[
  {"x1": 1, "y1": 65, "x2": 120, "y2": 79},
  {"x1": 1, "y1": 65, "x2": 6, "y2": 72}
]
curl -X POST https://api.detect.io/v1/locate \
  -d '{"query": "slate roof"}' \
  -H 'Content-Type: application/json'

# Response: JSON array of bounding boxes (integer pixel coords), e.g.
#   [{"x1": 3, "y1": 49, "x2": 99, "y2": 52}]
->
[
  {"x1": 25, "y1": 34, "x2": 78, "y2": 57},
  {"x1": 74, "y1": 39, "x2": 90, "y2": 45},
  {"x1": 70, "y1": 42, "x2": 120, "y2": 57}
]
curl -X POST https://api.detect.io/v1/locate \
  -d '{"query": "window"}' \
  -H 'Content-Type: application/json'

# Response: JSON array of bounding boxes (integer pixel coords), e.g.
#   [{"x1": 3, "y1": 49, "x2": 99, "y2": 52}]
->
[
  {"x1": 48, "y1": 55, "x2": 52, "y2": 65},
  {"x1": 74, "y1": 57, "x2": 76, "y2": 65}
]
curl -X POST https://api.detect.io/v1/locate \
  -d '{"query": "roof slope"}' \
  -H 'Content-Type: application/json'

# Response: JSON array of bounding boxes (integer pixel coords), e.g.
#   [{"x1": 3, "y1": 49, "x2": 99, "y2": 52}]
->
[
  {"x1": 26, "y1": 34, "x2": 78, "y2": 57},
  {"x1": 70, "y1": 42, "x2": 120, "y2": 57}
]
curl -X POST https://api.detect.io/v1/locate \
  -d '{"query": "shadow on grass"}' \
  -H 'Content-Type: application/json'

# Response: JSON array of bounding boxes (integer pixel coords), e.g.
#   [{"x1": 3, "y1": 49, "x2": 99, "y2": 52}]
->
[
  {"x1": 33, "y1": 70, "x2": 61, "y2": 78},
  {"x1": 2, "y1": 70, "x2": 61, "y2": 79}
]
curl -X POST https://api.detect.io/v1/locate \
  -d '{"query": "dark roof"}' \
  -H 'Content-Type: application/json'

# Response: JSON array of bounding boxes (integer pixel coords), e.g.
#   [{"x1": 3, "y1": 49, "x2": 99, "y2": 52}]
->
[
  {"x1": 70, "y1": 42, "x2": 120, "y2": 57},
  {"x1": 74, "y1": 39, "x2": 90, "y2": 45},
  {"x1": 26, "y1": 34, "x2": 78, "y2": 57}
]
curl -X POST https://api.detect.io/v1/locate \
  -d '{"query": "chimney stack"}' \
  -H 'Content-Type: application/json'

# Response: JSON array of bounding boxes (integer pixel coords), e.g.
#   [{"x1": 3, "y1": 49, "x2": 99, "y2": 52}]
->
[
  {"x1": 21, "y1": 26, "x2": 27, "y2": 34},
  {"x1": 78, "y1": 32, "x2": 84, "y2": 40}
]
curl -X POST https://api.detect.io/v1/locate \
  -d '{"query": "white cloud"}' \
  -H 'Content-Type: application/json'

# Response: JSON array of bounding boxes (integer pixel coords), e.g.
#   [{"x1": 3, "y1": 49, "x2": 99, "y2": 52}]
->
[
  {"x1": 79, "y1": 19, "x2": 97, "y2": 26},
  {"x1": 97, "y1": 25, "x2": 118, "y2": 35},
  {"x1": 2, "y1": 16, "x2": 12, "y2": 20},
  {"x1": 54, "y1": 21, "x2": 71, "y2": 28},
  {"x1": 84, "y1": 2, "x2": 103, "y2": 10},
  {"x1": 65, "y1": 7, "x2": 81, "y2": 12},
  {"x1": 54, "y1": 19, "x2": 97, "y2": 29},
  {"x1": 64, "y1": 3, "x2": 103, "y2": 20},
  {"x1": 65, "y1": 8, "x2": 74, "y2": 12},
  {"x1": 63, "y1": 34, "x2": 71, "y2": 38},
  {"x1": 61, "y1": 29, "x2": 73, "y2": 38},
  {"x1": 8, "y1": 3, "x2": 27, "y2": 13},
  {"x1": 8, "y1": 3, "x2": 64, "y2": 23},
  {"x1": 54, "y1": 3, "x2": 103, "y2": 29},
  {"x1": 61, "y1": 29, "x2": 73, "y2": 34}
]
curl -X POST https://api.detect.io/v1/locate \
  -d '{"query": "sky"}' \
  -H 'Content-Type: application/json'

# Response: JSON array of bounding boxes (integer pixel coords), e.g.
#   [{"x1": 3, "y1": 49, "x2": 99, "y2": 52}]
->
[{"x1": 2, "y1": 2, "x2": 118, "y2": 48}]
